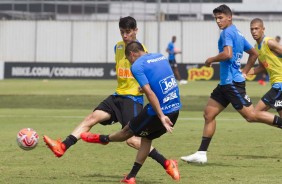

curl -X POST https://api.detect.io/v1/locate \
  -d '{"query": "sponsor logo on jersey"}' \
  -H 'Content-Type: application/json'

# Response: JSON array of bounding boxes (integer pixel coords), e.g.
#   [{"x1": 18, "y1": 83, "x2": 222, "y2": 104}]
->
[
  {"x1": 161, "y1": 102, "x2": 181, "y2": 111},
  {"x1": 147, "y1": 56, "x2": 166, "y2": 63},
  {"x1": 274, "y1": 100, "x2": 282, "y2": 107},
  {"x1": 117, "y1": 67, "x2": 134, "y2": 78},
  {"x1": 163, "y1": 90, "x2": 178, "y2": 103},
  {"x1": 160, "y1": 75, "x2": 177, "y2": 94}
]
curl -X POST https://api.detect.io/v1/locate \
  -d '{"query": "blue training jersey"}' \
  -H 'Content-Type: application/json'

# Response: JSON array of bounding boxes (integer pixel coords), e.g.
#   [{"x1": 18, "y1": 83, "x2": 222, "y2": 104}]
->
[
  {"x1": 218, "y1": 24, "x2": 253, "y2": 85},
  {"x1": 167, "y1": 42, "x2": 175, "y2": 60},
  {"x1": 131, "y1": 53, "x2": 182, "y2": 115}
]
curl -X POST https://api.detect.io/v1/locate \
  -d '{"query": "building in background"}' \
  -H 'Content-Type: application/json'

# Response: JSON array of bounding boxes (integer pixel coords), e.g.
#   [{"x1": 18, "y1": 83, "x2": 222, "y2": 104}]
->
[{"x1": 0, "y1": 0, "x2": 282, "y2": 21}]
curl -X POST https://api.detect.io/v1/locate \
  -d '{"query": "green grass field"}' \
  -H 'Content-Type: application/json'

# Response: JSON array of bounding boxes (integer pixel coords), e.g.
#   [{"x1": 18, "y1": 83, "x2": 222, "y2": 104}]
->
[{"x1": 1, "y1": 79, "x2": 281, "y2": 184}]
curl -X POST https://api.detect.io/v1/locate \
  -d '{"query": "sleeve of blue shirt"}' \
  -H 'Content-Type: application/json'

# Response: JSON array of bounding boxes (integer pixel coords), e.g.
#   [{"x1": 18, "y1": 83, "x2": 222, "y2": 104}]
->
[
  {"x1": 243, "y1": 38, "x2": 253, "y2": 51},
  {"x1": 223, "y1": 30, "x2": 233, "y2": 47},
  {"x1": 131, "y1": 60, "x2": 148, "y2": 88}
]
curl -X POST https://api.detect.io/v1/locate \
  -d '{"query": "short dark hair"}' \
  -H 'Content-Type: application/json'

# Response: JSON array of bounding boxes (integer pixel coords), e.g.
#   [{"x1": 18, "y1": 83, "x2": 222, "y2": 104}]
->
[
  {"x1": 250, "y1": 18, "x2": 264, "y2": 26},
  {"x1": 119, "y1": 16, "x2": 137, "y2": 29},
  {"x1": 125, "y1": 41, "x2": 145, "y2": 57},
  {"x1": 213, "y1": 4, "x2": 232, "y2": 16}
]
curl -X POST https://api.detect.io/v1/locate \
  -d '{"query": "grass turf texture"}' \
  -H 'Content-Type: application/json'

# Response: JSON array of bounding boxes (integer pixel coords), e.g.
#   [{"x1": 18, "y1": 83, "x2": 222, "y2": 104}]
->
[{"x1": 1, "y1": 79, "x2": 281, "y2": 184}]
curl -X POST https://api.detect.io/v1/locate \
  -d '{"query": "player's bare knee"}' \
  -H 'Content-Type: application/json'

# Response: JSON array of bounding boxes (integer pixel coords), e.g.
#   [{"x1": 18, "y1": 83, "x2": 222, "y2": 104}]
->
[
  {"x1": 126, "y1": 137, "x2": 140, "y2": 149},
  {"x1": 243, "y1": 113, "x2": 257, "y2": 122},
  {"x1": 203, "y1": 112, "x2": 214, "y2": 122},
  {"x1": 80, "y1": 113, "x2": 98, "y2": 128}
]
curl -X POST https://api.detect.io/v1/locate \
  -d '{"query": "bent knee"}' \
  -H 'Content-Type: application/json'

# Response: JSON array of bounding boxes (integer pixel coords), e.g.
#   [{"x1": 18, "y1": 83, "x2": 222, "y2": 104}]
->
[
  {"x1": 126, "y1": 137, "x2": 140, "y2": 148},
  {"x1": 243, "y1": 113, "x2": 257, "y2": 122},
  {"x1": 203, "y1": 112, "x2": 215, "y2": 122}
]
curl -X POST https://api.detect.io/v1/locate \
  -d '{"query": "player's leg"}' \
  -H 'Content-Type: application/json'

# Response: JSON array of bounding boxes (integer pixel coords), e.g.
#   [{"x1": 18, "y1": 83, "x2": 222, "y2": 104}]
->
[
  {"x1": 121, "y1": 137, "x2": 152, "y2": 183},
  {"x1": 237, "y1": 104, "x2": 282, "y2": 129},
  {"x1": 278, "y1": 109, "x2": 282, "y2": 117},
  {"x1": 181, "y1": 97, "x2": 225, "y2": 163},
  {"x1": 71, "y1": 110, "x2": 111, "y2": 139},
  {"x1": 236, "y1": 87, "x2": 282, "y2": 127},
  {"x1": 122, "y1": 112, "x2": 180, "y2": 182},
  {"x1": 235, "y1": 87, "x2": 282, "y2": 128},
  {"x1": 43, "y1": 96, "x2": 114, "y2": 157},
  {"x1": 116, "y1": 98, "x2": 176, "y2": 169},
  {"x1": 173, "y1": 66, "x2": 182, "y2": 81},
  {"x1": 254, "y1": 99, "x2": 271, "y2": 112},
  {"x1": 43, "y1": 110, "x2": 111, "y2": 157}
]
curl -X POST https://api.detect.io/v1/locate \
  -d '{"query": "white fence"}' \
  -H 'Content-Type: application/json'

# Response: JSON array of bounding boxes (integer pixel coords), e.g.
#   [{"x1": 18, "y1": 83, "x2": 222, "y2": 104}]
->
[{"x1": 0, "y1": 20, "x2": 281, "y2": 64}]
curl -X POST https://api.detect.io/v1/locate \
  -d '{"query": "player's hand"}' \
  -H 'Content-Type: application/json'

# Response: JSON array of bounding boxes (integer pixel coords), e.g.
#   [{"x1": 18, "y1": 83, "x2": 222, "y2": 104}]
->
[
  {"x1": 242, "y1": 72, "x2": 247, "y2": 79},
  {"x1": 138, "y1": 87, "x2": 144, "y2": 93},
  {"x1": 205, "y1": 58, "x2": 213, "y2": 67},
  {"x1": 160, "y1": 116, "x2": 174, "y2": 133}
]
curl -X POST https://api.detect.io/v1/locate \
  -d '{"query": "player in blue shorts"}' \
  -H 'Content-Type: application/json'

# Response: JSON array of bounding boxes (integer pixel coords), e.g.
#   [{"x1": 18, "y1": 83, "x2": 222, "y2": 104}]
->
[
  {"x1": 81, "y1": 41, "x2": 181, "y2": 183},
  {"x1": 181, "y1": 4, "x2": 282, "y2": 164}
]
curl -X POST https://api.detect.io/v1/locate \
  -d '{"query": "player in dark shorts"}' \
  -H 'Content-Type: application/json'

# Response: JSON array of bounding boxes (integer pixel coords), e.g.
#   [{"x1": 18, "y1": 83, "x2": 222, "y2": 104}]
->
[
  {"x1": 96, "y1": 95, "x2": 142, "y2": 127},
  {"x1": 43, "y1": 17, "x2": 169, "y2": 173},
  {"x1": 181, "y1": 4, "x2": 282, "y2": 164},
  {"x1": 81, "y1": 41, "x2": 182, "y2": 183}
]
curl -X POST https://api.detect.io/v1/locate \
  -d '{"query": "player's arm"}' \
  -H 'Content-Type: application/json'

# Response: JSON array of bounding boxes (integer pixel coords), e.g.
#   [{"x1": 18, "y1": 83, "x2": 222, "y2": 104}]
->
[
  {"x1": 205, "y1": 46, "x2": 232, "y2": 67},
  {"x1": 166, "y1": 44, "x2": 174, "y2": 55},
  {"x1": 267, "y1": 39, "x2": 282, "y2": 56},
  {"x1": 142, "y1": 84, "x2": 173, "y2": 133},
  {"x1": 166, "y1": 48, "x2": 169, "y2": 53},
  {"x1": 241, "y1": 48, "x2": 259, "y2": 77},
  {"x1": 247, "y1": 61, "x2": 265, "y2": 75}
]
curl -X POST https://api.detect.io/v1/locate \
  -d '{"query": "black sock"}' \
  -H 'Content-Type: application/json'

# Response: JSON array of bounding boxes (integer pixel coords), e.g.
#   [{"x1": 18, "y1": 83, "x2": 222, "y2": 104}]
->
[
  {"x1": 62, "y1": 135, "x2": 78, "y2": 150},
  {"x1": 148, "y1": 148, "x2": 167, "y2": 168},
  {"x1": 99, "y1": 135, "x2": 110, "y2": 143},
  {"x1": 198, "y1": 136, "x2": 212, "y2": 151},
  {"x1": 127, "y1": 162, "x2": 142, "y2": 179},
  {"x1": 273, "y1": 115, "x2": 282, "y2": 128}
]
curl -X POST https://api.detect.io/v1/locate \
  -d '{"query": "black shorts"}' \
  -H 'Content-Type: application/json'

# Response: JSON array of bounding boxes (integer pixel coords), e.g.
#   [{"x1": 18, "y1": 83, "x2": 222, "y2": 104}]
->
[
  {"x1": 261, "y1": 87, "x2": 282, "y2": 111},
  {"x1": 169, "y1": 59, "x2": 177, "y2": 68},
  {"x1": 95, "y1": 95, "x2": 143, "y2": 128},
  {"x1": 210, "y1": 81, "x2": 252, "y2": 110},
  {"x1": 129, "y1": 105, "x2": 179, "y2": 140}
]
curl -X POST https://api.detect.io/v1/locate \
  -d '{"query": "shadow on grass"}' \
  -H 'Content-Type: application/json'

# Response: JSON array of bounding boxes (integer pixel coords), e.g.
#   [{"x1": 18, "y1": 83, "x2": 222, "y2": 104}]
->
[
  {"x1": 183, "y1": 162, "x2": 235, "y2": 167},
  {"x1": 83, "y1": 173, "x2": 163, "y2": 184},
  {"x1": 224, "y1": 154, "x2": 281, "y2": 160}
]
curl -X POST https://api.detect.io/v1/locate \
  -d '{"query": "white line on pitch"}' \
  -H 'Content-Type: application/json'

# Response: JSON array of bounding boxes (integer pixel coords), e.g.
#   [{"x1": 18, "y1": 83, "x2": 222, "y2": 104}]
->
[{"x1": 0, "y1": 114, "x2": 245, "y2": 121}]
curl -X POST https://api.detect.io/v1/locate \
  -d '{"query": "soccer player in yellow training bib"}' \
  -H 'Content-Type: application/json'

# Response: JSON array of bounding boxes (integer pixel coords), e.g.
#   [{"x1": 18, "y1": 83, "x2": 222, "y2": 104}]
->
[
  {"x1": 180, "y1": 5, "x2": 282, "y2": 164},
  {"x1": 249, "y1": 18, "x2": 282, "y2": 117},
  {"x1": 43, "y1": 17, "x2": 178, "y2": 183}
]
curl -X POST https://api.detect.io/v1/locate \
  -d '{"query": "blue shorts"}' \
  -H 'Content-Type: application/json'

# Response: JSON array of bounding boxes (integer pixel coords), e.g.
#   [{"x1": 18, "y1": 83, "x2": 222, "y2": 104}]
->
[
  {"x1": 129, "y1": 104, "x2": 179, "y2": 140},
  {"x1": 210, "y1": 81, "x2": 252, "y2": 110}
]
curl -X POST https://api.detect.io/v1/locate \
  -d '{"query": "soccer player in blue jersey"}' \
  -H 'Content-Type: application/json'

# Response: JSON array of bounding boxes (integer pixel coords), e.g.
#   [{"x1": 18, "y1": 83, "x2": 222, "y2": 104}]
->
[
  {"x1": 181, "y1": 4, "x2": 282, "y2": 164},
  {"x1": 81, "y1": 41, "x2": 181, "y2": 183},
  {"x1": 166, "y1": 36, "x2": 187, "y2": 85},
  {"x1": 43, "y1": 17, "x2": 172, "y2": 174}
]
